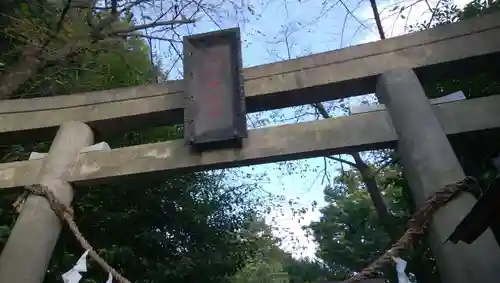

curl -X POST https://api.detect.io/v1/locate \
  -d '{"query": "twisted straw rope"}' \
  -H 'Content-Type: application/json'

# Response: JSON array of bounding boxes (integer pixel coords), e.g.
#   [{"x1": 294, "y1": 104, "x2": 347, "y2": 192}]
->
[{"x1": 13, "y1": 177, "x2": 480, "y2": 283}]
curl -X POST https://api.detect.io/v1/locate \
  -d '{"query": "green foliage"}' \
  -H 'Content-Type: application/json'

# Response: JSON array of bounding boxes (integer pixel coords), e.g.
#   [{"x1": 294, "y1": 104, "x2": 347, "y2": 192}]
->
[
  {"x1": 43, "y1": 174, "x2": 262, "y2": 283},
  {"x1": 0, "y1": 4, "x2": 267, "y2": 283},
  {"x1": 232, "y1": 257, "x2": 288, "y2": 283},
  {"x1": 281, "y1": 256, "x2": 330, "y2": 283},
  {"x1": 229, "y1": 218, "x2": 333, "y2": 283},
  {"x1": 417, "y1": 0, "x2": 500, "y2": 188},
  {"x1": 230, "y1": 219, "x2": 290, "y2": 283},
  {"x1": 0, "y1": 0, "x2": 159, "y2": 98},
  {"x1": 308, "y1": 165, "x2": 409, "y2": 281},
  {"x1": 37, "y1": 37, "x2": 156, "y2": 95},
  {"x1": 459, "y1": 0, "x2": 500, "y2": 19},
  {"x1": 1, "y1": 1, "x2": 499, "y2": 283},
  {"x1": 309, "y1": 162, "x2": 443, "y2": 282},
  {"x1": 309, "y1": 2, "x2": 500, "y2": 283}
]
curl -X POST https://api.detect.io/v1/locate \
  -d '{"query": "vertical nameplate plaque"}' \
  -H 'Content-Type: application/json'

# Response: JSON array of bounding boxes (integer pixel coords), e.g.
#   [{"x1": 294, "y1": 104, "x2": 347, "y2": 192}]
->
[{"x1": 183, "y1": 28, "x2": 247, "y2": 151}]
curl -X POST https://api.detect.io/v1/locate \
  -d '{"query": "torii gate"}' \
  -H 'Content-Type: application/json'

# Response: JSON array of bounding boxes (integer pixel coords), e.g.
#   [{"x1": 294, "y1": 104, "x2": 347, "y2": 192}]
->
[{"x1": 0, "y1": 11, "x2": 500, "y2": 283}]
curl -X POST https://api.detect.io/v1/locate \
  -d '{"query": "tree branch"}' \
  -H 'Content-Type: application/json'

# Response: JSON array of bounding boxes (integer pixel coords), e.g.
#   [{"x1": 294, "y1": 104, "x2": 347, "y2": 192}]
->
[
  {"x1": 311, "y1": 101, "x2": 394, "y2": 227},
  {"x1": 0, "y1": 43, "x2": 44, "y2": 99},
  {"x1": 339, "y1": 0, "x2": 372, "y2": 33},
  {"x1": 0, "y1": 0, "x2": 195, "y2": 100},
  {"x1": 311, "y1": 102, "x2": 329, "y2": 119},
  {"x1": 326, "y1": 156, "x2": 357, "y2": 168},
  {"x1": 350, "y1": 151, "x2": 393, "y2": 224},
  {"x1": 107, "y1": 19, "x2": 196, "y2": 36},
  {"x1": 116, "y1": 33, "x2": 182, "y2": 43},
  {"x1": 119, "y1": 0, "x2": 154, "y2": 12},
  {"x1": 54, "y1": 0, "x2": 73, "y2": 32},
  {"x1": 0, "y1": 0, "x2": 76, "y2": 99},
  {"x1": 375, "y1": 155, "x2": 400, "y2": 174},
  {"x1": 369, "y1": 0, "x2": 386, "y2": 39},
  {"x1": 426, "y1": 0, "x2": 444, "y2": 28}
]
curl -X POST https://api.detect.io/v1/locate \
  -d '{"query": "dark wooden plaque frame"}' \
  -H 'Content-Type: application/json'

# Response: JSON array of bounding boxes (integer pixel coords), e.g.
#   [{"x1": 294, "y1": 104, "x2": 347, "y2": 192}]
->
[{"x1": 183, "y1": 27, "x2": 247, "y2": 151}]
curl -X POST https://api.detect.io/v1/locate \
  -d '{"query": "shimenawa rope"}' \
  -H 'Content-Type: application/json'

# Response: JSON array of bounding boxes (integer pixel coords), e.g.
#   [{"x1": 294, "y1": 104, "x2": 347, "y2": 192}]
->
[
  {"x1": 13, "y1": 177, "x2": 480, "y2": 283},
  {"x1": 15, "y1": 184, "x2": 131, "y2": 283}
]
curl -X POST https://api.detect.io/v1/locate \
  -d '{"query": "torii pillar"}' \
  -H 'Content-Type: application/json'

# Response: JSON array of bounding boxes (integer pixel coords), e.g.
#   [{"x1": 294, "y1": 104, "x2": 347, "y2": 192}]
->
[
  {"x1": 376, "y1": 69, "x2": 500, "y2": 283},
  {"x1": 0, "y1": 121, "x2": 94, "y2": 283}
]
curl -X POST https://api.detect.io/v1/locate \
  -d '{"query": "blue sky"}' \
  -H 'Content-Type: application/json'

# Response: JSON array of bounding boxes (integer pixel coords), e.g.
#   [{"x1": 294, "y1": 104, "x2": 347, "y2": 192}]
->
[{"x1": 144, "y1": 0, "x2": 472, "y2": 259}]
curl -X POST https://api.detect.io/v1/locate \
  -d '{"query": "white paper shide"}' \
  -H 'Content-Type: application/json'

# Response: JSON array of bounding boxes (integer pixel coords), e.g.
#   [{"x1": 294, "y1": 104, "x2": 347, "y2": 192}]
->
[{"x1": 61, "y1": 250, "x2": 113, "y2": 283}]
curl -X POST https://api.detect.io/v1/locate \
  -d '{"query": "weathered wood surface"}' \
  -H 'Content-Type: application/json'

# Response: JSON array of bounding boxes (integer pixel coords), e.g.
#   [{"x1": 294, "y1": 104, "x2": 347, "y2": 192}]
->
[
  {"x1": 1, "y1": 12, "x2": 500, "y2": 143},
  {"x1": 0, "y1": 95, "x2": 499, "y2": 190}
]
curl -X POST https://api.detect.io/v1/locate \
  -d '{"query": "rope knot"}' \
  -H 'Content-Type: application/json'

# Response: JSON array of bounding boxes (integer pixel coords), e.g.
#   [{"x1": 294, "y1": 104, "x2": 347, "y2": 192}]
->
[
  {"x1": 24, "y1": 184, "x2": 75, "y2": 219},
  {"x1": 13, "y1": 183, "x2": 131, "y2": 283},
  {"x1": 345, "y1": 176, "x2": 481, "y2": 283}
]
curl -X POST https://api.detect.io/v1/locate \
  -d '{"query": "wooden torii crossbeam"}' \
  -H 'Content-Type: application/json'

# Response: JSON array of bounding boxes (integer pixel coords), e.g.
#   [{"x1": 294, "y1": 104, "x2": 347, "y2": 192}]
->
[
  {"x1": 0, "y1": 95, "x2": 499, "y2": 189},
  {"x1": 0, "y1": 11, "x2": 499, "y2": 143},
  {"x1": 0, "y1": 11, "x2": 500, "y2": 283}
]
